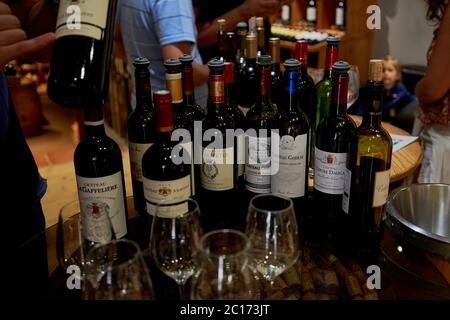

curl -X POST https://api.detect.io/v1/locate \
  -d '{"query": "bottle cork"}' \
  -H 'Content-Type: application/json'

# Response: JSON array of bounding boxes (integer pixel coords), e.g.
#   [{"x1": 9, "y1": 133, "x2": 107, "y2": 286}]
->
[
  {"x1": 256, "y1": 17, "x2": 264, "y2": 27},
  {"x1": 217, "y1": 18, "x2": 226, "y2": 31},
  {"x1": 368, "y1": 59, "x2": 383, "y2": 82}
]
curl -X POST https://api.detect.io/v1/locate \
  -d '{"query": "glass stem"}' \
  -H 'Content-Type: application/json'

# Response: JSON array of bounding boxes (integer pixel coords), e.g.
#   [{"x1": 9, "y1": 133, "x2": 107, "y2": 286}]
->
[{"x1": 178, "y1": 283, "x2": 186, "y2": 300}]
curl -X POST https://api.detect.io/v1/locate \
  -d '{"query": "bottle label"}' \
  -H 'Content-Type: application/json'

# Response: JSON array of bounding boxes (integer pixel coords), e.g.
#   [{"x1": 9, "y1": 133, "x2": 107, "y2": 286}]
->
[
  {"x1": 373, "y1": 170, "x2": 390, "y2": 208},
  {"x1": 209, "y1": 75, "x2": 225, "y2": 104},
  {"x1": 129, "y1": 142, "x2": 153, "y2": 182},
  {"x1": 272, "y1": 134, "x2": 308, "y2": 198},
  {"x1": 181, "y1": 141, "x2": 195, "y2": 196},
  {"x1": 76, "y1": 172, "x2": 127, "y2": 241},
  {"x1": 56, "y1": 0, "x2": 110, "y2": 41},
  {"x1": 342, "y1": 167, "x2": 352, "y2": 214},
  {"x1": 336, "y1": 7, "x2": 345, "y2": 26},
  {"x1": 314, "y1": 148, "x2": 348, "y2": 195},
  {"x1": 246, "y1": 136, "x2": 271, "y2": 193},
  {"x1": 166, "y1": 73, "x2": 183, "y2": 103},
  {"x1": 201, "y1": 147, "x2": 234, "y2": 191},
  {"x1": 281, "y1": 5, "x2": 290, "y2": 23},
  {"x1": 307, "y1": 7, "x2": 317, "y2": 22},
  {"x1": 143, "y1": 175, "x2": 191, "y2": 218},
  {"x1": 237, "y1": 134, "x2": 246, "y2": 177}
]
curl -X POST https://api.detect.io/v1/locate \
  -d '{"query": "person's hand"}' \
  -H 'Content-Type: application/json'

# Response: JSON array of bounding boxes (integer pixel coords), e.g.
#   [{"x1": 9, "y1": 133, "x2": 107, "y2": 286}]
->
[
  {"x1": 0, "y1": 1, "x2": 55, "y2": 68},
  {"x1": 239, "y1": 0, "x2": 281, "y2": 18}
]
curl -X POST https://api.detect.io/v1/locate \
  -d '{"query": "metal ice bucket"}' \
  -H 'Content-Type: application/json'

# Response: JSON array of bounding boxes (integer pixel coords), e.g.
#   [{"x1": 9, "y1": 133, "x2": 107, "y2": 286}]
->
[{"x1": 385, "y1": 184, "x2": 450, "y2": 259}]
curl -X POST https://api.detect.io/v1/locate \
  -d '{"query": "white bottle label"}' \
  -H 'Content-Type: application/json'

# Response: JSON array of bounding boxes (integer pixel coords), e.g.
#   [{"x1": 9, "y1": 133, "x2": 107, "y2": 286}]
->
[
  {"x1": 76, "y1": 172, "x2": 127, "y2": 241},
  {"x1": 237, "y1": 134, "x2": 246, "y2": 177},
  {"x1": 336, "y1": 7, "x2": 345, "y2": 26},
  {"x1": 314, "y1": 148, "x2": 348, "y2": 195},
  {"x1": 181, "y1": 141, "x2": 196, "y2": 196},
  {"x1": 143, "y1": 175, "x2": 191, "y2": 218},
  {"x1": 201, "y1": 147, "x2": 234, "y2": 191},
  {"x1": 56, "y1": 0, "x2": 110, "y2": 40},
  {"x1": 342, "y1": 167, "x2": 352, "y2": 214},
  {"x1": 272, "y1": 134, "x2": 308, "y2": 198},
  {"x1": 307, "y1": 7, "x2": 317, "y2": 22},
  {"x1": 373, "y1": 170, "x2": 390, "y2": 208},
  {"x1": 129, "y1": 142, "x2": 153, "y2": 182},
  {"x1": 246, "y1": 136, "x2": 271, "y2": 193},
  {"x1": 281, "y1": 5, "x2": 290, "y2": 23}
]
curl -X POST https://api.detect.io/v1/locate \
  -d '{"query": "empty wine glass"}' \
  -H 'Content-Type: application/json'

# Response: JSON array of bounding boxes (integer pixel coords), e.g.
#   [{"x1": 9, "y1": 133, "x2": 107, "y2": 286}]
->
[
  {"x1": 83, "y1": 239, "x2": 154, "y2": 300},
  {"x1": 245, "y1": 194, "x2": 300, "y2": 285},
  {"x1": 347, "y1": 65, "x2": 360, "y2": 108},
  {"x1": 190, "y1": 229, "x2": 260, "y2": 300},
  {"x1": 149, "y1": 198, "x2": 203, "y2": 300}
]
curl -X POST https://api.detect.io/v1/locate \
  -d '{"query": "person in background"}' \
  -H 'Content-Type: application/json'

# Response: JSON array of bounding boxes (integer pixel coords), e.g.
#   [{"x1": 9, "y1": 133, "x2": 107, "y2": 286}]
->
[
  {"x1": 416, "y1": 0, "x2": 450, "y2": 184},
  {"x1": 119, "y1": 0, "x2": 209, "y2": 108},
  {"x1": 0, "y1": 0, "x2": 57, "y2": 298},
  {"x1": 352, "y1": 55, "x2": 417, "y2": 132},
  {"x1": 194, "y1": 0, "x2": 282, "y2": 61}
]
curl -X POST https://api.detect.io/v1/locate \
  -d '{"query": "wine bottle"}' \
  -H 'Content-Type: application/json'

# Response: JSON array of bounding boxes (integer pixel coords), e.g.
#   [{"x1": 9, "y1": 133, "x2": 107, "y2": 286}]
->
[
  {"x1": 314, "y1": 61, "x2": 356, "y2": 245},
  {"x1": 127, "y1": 58, "x2": 155, "y2": 216},
  {"x1": 269, "y1": 37, "x2": 283, "y2": 108},
  {"x1": 142, "y1": 90, "x2": 191, "y2": 217},
  {"x1": 256, "y1": 17, "x2": 266, "y2": 55},
  {"x1": 74, "y1": 106, "x2": 128, "y2": 244},
  {"x1": 306, "y1": 0, "x2": 317, "y2": 28},
  {"x1": 336, "y1": 1, "x2": 346, "y2": 31},
  {"x1": 47, "y1": 0, "x2": 118, "y2": 108},
  {"x1": 272, "y1": 59, "x2": 310, "y2": 207},
  {"x1": 315, "y1": 36, "x2": 340, "y2": 129},
  {"x1": 235, "y1": 21, "x2": 248, "y2": 74},
  {"x1": 246, "y1": 55, "x2": 280, "y2": 194},
  {"x1": 343, "y1": 60, "x2": 393, "y2": 263},
  {"x1": 224, "y1": 62, "x2": 246, "y2": 188},
  {"x1": 281, "y1": 4, "x2": 291, "y2": 25},
  {"x1": 217, "y1": 19, "x2": 227, "y2": 61},
  {"x1": 237, "y1": 34, "x2": 258, "y2": 111},
  {"x1": 199, "y1": 59, "x2": 237, "y2": 230}
]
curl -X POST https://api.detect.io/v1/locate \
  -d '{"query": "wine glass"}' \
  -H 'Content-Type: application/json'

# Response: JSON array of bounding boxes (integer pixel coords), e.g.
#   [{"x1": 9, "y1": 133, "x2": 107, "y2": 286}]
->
[
  {"x1": 149, "y1": 198, "x2": 203, "y2": 300},
  {"x1": 83, "y1": 239, "x2": 154, "y2": 300},
  {"x1": 245, "y1": 194, "x2": 300, "y2": 286},
  {"x1": 347, "y1": 65, "x2": 360, "y2": 108},
  {"x1": 190, "y1": 229, "x2": 260, "y2": 300}
]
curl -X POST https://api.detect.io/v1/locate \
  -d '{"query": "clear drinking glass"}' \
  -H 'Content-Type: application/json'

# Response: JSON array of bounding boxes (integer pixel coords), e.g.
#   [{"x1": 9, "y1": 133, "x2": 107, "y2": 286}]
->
[
  {"x1": 149, "y1": 198, "x2": 203, "y2": 300},
  {"x1": 245, "y1": 194, "x2": 300, "y2": 285},
  {"x1": 190, "y1": 229, "x2": 260, "y2": 300},
  {"x1": 83, "y1": 239, "x2": 154, "y2": 300},
  {"x1": 347, "y1": 65, "x2": 360, "y2": 108}
]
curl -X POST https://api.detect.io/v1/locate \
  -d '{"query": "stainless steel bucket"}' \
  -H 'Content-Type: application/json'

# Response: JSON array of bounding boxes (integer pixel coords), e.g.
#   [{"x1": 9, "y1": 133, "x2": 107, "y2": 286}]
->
[{"x1": 385, "y1": 184, "x2": 450, "y2": 259}]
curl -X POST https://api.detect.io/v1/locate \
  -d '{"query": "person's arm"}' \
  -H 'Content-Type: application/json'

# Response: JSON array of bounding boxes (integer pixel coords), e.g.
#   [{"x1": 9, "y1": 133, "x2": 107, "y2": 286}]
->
[
  {"x1": 416, "y1": 4, "x2": 450, "y2": 104},
  {"x1": 195, "y1": 0, "x2": 281, "y2": 49},
  {"x1": 161, "y1": 42, "x2": 209, "y2": 86}
]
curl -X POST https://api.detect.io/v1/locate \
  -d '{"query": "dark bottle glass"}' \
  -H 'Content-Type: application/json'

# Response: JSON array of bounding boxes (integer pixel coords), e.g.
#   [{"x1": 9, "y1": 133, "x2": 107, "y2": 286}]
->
[
  {"x1": 142, "y1": 91, "x2": 192, "y2": 217},
  {"x1": 269, "y1": 37, "x2": 283, "y2": 108},
  {"x1": 315, "y1": 36, "x2": 340, "y2": 128},
  {"x1": 343, "y1": 60, "x2": 393, "y2": 263},
  {"x1": 256, "y1": 17, "x2": 266, "y2": 55},
  {"x1": 235, "y1": 21, "x2": 248, "y2": 73},
  {"x1": 199, "y1": 59, "x2": 238, "y2": 231},
  {"x1": 47, "y1": 0, "x2": 118, "y2": 108},
  {"x1": 237, "y1": 34, "x2": 258, "y2": 111},
  {"x1": 306, "y1": 0, "x2": 317, "y2": 28},
  {"x1": 314, "y1": 61, "x2": 356, "y2": 246},
  {"x1": 217, "y1": 18, "x2": 227, "y2": 61},
  {"x1": 225, "y1": 32, "x2": 237, "y2": 63},
  {"x1": 74, "y1": 106, "x2": 128, "y2": 244},
  {"x1": 246, "y1": 55, "x2": 280, "y2": 195},
  {"x1": 272, "y1": 59, "x2": 310, "y2": 209},
  {"x1": 336, "y1": 1, "x2": 346, "y2": 31},
  {"x1": 224, "y1": 62, "x2": 246, "y2": 188}
]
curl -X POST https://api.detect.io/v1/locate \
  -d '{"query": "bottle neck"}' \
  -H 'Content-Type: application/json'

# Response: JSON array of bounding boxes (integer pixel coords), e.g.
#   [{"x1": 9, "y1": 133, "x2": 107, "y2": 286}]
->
[
  {"x1": 181, "y1": 65, "x2": 196, "y2": 104},
  {"x1": 257, "y1": 66, "x2": 272, "y2": 105},
  {"x1": 208, "y1": 72, "x2": 226, "y2": 114},
  {"x1": 324, "y1": 46, "x2": 339, "y2": 78},
  {"x1": 330, "y1": 74, "x2": 349, "y2": 116},
  {"x1": 84, "y1": 108, "x2": 106, "y2": 137},
  {"x1": 166, "y1": 71, "x2": 183, "y2": 108},
  {"x1": 225, "y1": 81, "x2": 235, "y2": 107},
  {"x1": 362, "y1": 81, "x2": 384, "y2": 127},
  {"x1": 284, "y1": 70, "x2": 300, "y2": 112},
  {"x1": 135, "y1": 71, "x2": 152, "y2": 111}
]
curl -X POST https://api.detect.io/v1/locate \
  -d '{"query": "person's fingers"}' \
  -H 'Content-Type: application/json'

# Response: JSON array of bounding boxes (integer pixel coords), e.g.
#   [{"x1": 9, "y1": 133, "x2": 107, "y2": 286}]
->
[
  {"x1": 0, "y1": 14, "x2": 21, "y2": 31},
  {"x1": 0, "y1": 28, "x2": 26, "y2": 45},
  {"x1": 0, "y1": 2, "x2": 12, "y2": 15},
  {"x1": 0, "y1": 32, "x2": 55, "y2": 65}
]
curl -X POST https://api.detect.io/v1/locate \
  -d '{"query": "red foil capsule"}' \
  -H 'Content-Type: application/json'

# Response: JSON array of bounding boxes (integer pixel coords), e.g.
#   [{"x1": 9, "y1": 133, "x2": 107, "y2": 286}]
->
[
  {"x1": 294, "y1": 40, "x2": 308, "y2": 66},
  {"x1": 153, "y1": 90, "x2": 174, "y2": 132}
]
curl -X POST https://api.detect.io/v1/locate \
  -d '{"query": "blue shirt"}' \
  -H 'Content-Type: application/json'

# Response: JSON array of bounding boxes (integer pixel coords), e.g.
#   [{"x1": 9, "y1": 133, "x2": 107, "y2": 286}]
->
[{"x1": 119, "y1": 0, "x2": 208, "y2": 108}]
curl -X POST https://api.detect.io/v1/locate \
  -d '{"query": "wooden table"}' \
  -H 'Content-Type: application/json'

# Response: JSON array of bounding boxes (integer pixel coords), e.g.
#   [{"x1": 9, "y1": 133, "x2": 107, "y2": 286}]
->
[{"x1": 308, "y1": 116, "x2": 423, "y2": 189}]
